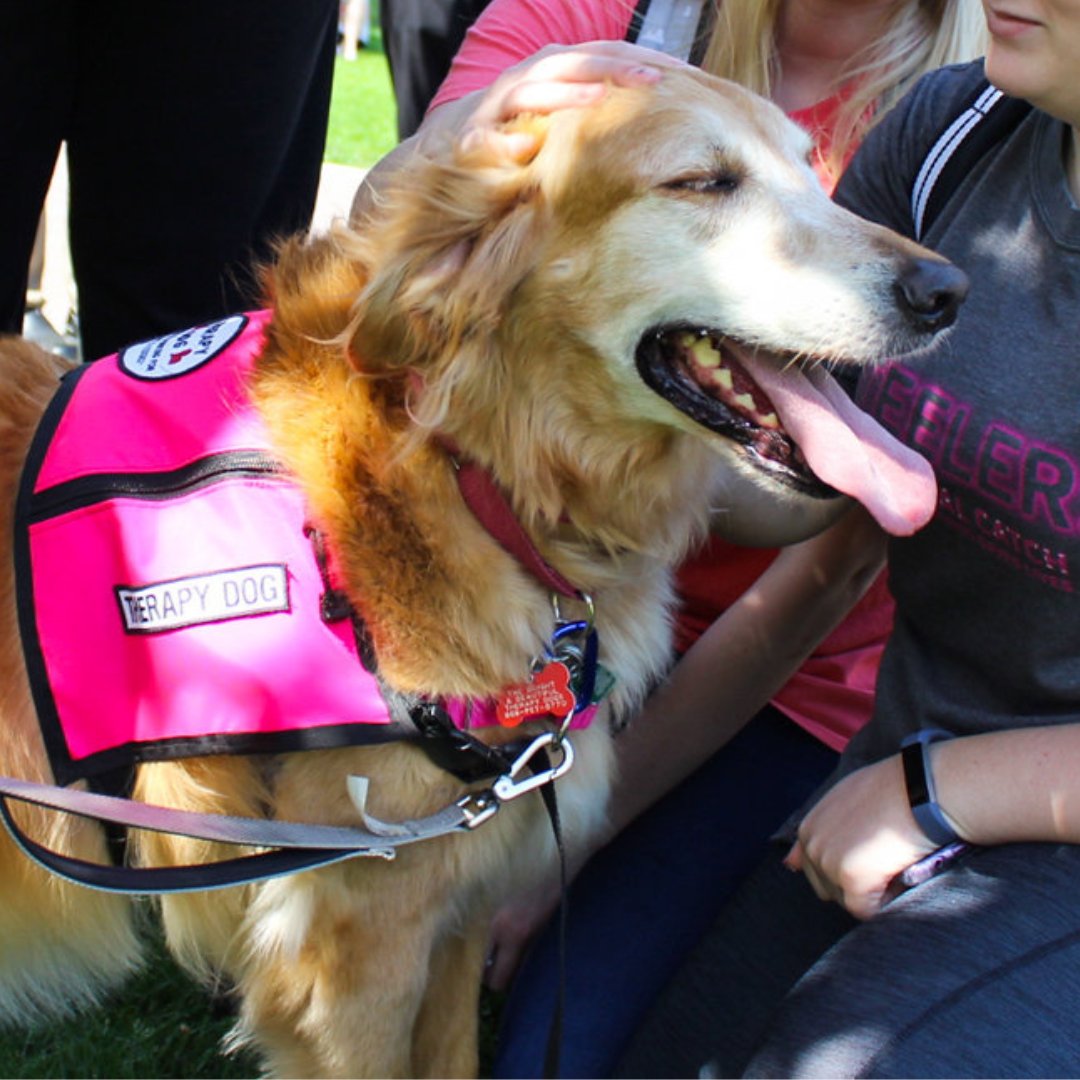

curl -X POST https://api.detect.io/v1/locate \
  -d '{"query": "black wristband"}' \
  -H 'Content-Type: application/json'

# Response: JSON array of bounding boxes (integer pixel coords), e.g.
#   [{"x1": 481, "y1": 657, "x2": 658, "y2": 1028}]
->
[{"x1": 900, "y1": 729, "x2": 960, "y2": 847}]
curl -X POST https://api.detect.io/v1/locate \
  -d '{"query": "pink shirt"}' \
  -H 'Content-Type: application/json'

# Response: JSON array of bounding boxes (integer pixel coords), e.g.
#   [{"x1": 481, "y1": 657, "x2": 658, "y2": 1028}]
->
[
  {"x1": 429, "y1": 0, "x2": 632, "y2": 111},
  {"x1": 431, "y1": 0, "x2": 892, "y2": 751}
]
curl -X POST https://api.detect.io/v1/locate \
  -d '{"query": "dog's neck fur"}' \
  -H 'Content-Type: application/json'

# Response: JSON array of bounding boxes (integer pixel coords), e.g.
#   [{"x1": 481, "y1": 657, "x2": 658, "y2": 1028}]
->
[{"x1": 251, "y1": 234, "x2": 714, "y2": 714}]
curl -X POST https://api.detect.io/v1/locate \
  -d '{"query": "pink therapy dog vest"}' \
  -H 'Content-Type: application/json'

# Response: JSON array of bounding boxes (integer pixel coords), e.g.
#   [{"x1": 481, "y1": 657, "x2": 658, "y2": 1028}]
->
[
  {"x1": 16, "y1": 312, "x2": 595, "y2": 788},
  {"x1": 16, "y1": 311, "x2": 406, "y2": 786}
]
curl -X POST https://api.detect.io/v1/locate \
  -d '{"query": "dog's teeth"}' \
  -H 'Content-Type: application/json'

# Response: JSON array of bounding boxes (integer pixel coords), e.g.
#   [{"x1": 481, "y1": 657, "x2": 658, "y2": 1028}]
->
[
  {"x1": 733, "y1": 392, "x2": 756, "y2": 412},
  {"x1": 714, "y1": 367, "x2": 733, "y2": 390},
  {"x1": 689, "y1": 337, "x2": 722, "y2": 368},
  {"x1": 759, "y1": 412, "x2": 780, "y2": 429}
]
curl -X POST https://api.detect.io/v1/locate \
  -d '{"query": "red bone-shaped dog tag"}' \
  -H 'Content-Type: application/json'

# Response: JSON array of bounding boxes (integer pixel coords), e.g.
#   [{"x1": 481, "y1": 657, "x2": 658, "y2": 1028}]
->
[{"x1": 496, "y1": 662, "x2": 576, "y2": 728}]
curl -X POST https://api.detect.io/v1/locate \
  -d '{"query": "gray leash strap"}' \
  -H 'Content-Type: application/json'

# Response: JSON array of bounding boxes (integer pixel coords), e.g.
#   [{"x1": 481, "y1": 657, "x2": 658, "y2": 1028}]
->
[
  {"x1": 0, "y1": 773, "x2": 487, "y2": 895},
  {"x1": 0, "y1": 732, "x2": 573, "y2": 895}
]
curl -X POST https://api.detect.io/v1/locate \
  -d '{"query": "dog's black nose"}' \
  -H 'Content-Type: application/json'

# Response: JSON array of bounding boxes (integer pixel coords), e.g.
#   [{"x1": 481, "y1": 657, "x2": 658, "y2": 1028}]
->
[{"x1": 896, "y1": 257, "x2": 969, "y2": 333}]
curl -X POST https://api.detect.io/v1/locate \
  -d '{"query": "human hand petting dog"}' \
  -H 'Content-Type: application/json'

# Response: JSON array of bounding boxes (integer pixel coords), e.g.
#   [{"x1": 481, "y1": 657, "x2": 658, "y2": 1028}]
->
[
  {"x1": 784, "y1": 755, "x2": 939, "y2": 920},
  {"x1": 452, "y1": 41, "x2": 682, "y2": 161},
  {"x1": 353, "y1": 41, "x2": 683, "y2": 220}
]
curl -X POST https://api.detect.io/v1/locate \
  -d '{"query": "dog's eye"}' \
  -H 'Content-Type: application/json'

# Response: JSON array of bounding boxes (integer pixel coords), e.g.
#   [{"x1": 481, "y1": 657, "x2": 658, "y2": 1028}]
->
[{"x1": 664, "y1": 171, "x2": 743, "y2": 196}]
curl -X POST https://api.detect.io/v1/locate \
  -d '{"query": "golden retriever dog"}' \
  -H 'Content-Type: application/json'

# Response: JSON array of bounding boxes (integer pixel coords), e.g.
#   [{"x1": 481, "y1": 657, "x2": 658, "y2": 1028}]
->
[{"x1": 0, "y1": 67, "x2": 965, "y2": 1077}]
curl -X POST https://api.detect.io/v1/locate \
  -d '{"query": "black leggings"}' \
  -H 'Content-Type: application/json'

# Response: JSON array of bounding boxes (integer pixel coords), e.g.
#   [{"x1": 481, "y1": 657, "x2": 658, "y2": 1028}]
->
[
  {"x1": 380, "y1": 0, "x2": 492, "y2": 139},
  {"x1": 0, "y1": 0, "x2": 337, "y2": 360}
]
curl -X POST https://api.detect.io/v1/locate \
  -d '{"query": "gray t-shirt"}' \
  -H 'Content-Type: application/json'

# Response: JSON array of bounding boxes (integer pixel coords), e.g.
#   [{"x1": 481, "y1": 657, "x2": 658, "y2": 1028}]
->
[{"x1": 831, "y1": 60, "x2": 1080, "y2": 778}]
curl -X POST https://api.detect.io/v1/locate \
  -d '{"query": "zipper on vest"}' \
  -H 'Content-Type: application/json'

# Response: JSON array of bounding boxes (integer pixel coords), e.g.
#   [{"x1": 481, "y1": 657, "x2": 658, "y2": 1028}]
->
[{"x1": 25, "y1": 450, "x2": 286, "y2": 524}]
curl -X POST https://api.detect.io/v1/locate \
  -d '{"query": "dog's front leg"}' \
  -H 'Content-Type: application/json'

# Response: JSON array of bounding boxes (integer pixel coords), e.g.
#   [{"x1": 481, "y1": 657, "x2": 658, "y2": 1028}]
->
[
  {"x1": 236, "y1": 862, "x2": 452, "y2": 1079},
  {"x1": 411, "y1": 912, "x2": 491, "y2": 1078}
]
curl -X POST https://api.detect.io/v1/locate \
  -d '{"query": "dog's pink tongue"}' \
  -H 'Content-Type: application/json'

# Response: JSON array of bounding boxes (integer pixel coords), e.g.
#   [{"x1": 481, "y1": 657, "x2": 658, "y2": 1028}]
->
[{"x1": 745, "y1": 357, "x2": 936, "y2": 536}]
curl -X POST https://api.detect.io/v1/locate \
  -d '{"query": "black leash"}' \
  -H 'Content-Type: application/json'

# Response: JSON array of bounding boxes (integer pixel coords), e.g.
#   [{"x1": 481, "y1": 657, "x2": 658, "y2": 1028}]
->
[{"x1": 538, "y1": 773, "x2": 569, "y2": 1080}]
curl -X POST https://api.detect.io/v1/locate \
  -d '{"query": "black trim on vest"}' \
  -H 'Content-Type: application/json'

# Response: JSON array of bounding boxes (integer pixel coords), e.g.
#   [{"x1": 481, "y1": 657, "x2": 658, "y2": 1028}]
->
[
  {"x1": 14, "y1": 365, "x2": 412, "y2": 788},
  {"x1": 54, "y1": 721, "x2": 419, "y2": 788},
  {"x1": 14, "y1": 365, "x2": 87, "y2": 788}
]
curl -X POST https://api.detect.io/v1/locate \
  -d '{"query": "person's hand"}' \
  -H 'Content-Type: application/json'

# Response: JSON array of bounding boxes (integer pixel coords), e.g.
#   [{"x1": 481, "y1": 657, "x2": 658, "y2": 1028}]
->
[
  {"x1": 483, "y1": 866, "x2": 564, "y2": 991},
  {"x1": 446, "y1": 41, "x2": 683, "y2": 164},
  {"x1": 785, "y1": 754, "x2": 938, "y2": 920},
  {"x1": 355, "y1": 42, "x2": 681, "y2": 221},
  {"x1": 483, "y1": 813, "x2": 614, "y2": 991}
]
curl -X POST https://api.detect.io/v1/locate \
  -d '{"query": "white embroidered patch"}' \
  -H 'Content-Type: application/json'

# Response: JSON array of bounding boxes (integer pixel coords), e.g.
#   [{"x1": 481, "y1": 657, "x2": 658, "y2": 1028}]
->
[
  {"x1": 116, "y1": 564, "x2": 290, "y2": 633},
  {"x1": 118, "y1": 314, "x2": 247, "y2": 380}
]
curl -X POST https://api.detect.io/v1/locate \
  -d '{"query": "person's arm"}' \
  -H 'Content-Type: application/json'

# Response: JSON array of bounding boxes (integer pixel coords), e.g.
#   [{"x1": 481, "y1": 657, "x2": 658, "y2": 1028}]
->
[
  {"x1": 484, "y1": 504, "x2": 886, "y2": 988},
  {"x1": 605, "y1": 504, "x2": 884, "y2": 837},
  {"x1": 789, "y1": 723, "x2": 1080, "y2": 920}
]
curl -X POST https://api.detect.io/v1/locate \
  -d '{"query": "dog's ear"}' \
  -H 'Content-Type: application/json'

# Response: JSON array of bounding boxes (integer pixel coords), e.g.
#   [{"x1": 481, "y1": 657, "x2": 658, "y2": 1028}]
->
[
  {"x1": 265, "y1": 233, "x2": 368, "y2": 347},
  {"x1": 351, "y1": 115, "x2": 553, "y2": 377}
]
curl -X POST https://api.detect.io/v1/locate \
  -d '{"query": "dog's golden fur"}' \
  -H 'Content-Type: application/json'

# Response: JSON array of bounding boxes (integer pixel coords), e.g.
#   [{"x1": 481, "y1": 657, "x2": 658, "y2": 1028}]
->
[{"x1": 0, "y1": 68, "x2": 958, "y2": 1076}]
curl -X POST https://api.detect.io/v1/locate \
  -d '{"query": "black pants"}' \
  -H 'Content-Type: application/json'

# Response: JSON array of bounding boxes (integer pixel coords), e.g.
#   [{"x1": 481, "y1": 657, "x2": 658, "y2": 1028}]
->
[
  {"x1": 380, "y1": 0, "x2": 492, "y2": 139},
  {"x1": 0, "y1": 0, "x2": 337, "y2": 360}
]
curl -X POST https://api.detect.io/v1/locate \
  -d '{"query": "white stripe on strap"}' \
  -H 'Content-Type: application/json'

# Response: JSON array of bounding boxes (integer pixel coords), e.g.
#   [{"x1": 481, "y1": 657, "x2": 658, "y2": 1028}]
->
[
  {"x1": 912, "y1": 84, "x2": 1002, "y2": 240},
  {"x1": 634, "y1": 0, "x2": 705, "y2": 61}
]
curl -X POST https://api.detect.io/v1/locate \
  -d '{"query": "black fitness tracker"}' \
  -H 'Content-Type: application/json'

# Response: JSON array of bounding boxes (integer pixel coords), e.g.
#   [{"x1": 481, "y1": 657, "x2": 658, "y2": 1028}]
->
[{"x1": 900, "y1": 729, "x2": 960, "y2": 847}]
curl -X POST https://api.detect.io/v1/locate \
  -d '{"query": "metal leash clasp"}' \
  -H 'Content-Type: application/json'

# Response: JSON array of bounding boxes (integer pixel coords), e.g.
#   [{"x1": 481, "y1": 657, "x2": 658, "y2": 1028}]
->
[
  {"x1": 492, "y1": 732, "x2": 575, "y2": 802},
  {"x1": 456, "y1": 790, "x2": 501, "y2": 829}
]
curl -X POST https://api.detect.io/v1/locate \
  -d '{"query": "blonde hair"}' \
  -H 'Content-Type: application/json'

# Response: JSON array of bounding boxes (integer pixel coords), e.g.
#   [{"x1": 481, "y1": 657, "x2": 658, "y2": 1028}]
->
[{"x1": 699, "y1": 0, "x2": 988, "y2": 182}]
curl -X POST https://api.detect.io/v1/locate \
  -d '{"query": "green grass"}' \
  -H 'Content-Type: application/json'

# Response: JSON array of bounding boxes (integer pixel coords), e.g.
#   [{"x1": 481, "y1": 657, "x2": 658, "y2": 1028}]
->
[
  {"x1": 324, "y1": 26, "x2": 399, "y2": 168},
  {"x1": 0, "y1": 923, "x2": 259, "y2": 1079},
  {"x1": 0, "y1": 910, "x2": 503, "y2": 1078}
]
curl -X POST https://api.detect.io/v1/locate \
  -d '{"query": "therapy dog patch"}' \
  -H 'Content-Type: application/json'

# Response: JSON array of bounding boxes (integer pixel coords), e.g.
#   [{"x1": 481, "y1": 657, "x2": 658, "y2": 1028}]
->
[
  {"x1": 15, "y1": 312, "x2": 403, "y2": 786},
  {"x1": 118, "y1": 315, "x2": 248, "y2": 380}
]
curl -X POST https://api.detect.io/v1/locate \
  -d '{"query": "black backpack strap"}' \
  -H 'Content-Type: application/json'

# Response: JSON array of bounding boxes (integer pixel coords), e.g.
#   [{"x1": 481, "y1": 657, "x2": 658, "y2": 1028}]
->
[
  {"x1": 911, "y1": 79, "x2": 1033, "y2": 241},
  {"x1": 626, "y1": 0, "x2": 711, "y2": 64}
]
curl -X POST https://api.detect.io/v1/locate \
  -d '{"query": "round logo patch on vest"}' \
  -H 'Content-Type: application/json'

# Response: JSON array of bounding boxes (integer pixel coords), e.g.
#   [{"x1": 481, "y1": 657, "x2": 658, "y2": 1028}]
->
[{"x1": 119, "y1": 314, "x2": 248, "y2": 380}]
